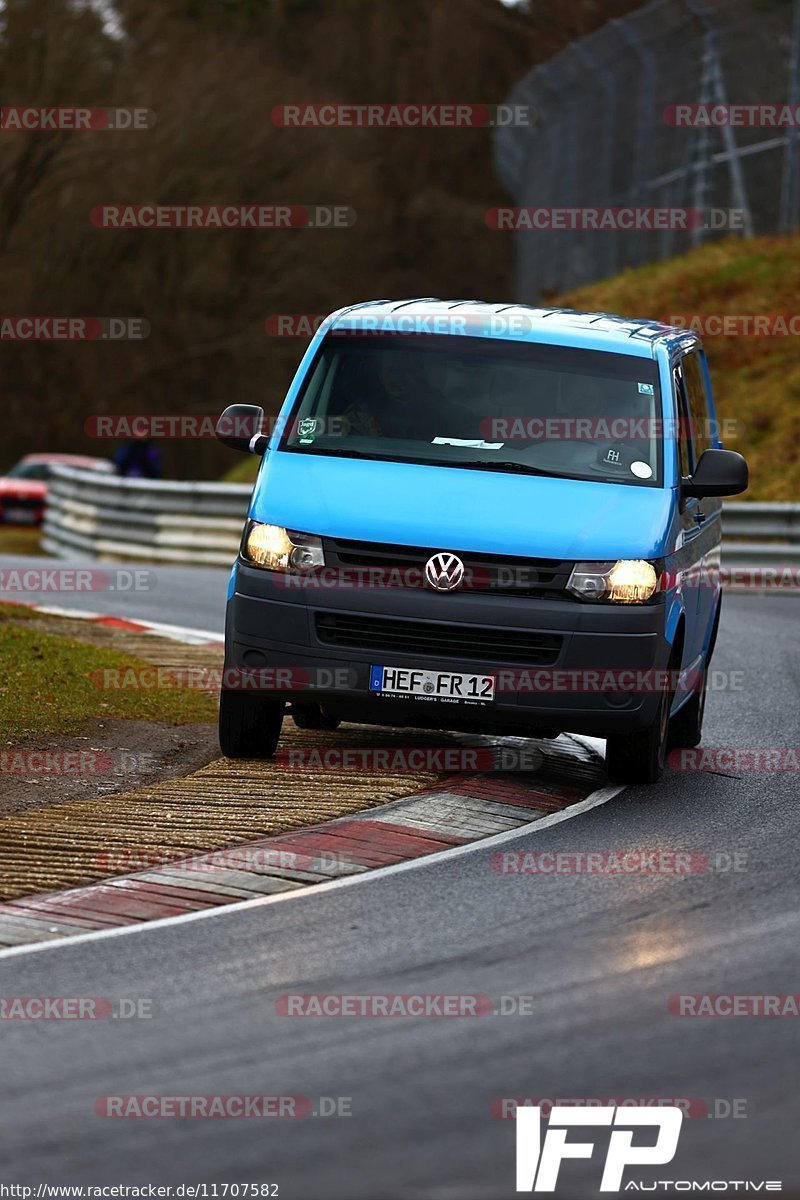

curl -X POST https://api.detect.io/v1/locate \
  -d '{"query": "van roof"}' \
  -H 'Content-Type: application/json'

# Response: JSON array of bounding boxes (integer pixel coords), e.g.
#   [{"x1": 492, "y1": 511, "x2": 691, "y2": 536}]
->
[{"x1": 326, "y1": 298, "x2": 700, "y2": 359}]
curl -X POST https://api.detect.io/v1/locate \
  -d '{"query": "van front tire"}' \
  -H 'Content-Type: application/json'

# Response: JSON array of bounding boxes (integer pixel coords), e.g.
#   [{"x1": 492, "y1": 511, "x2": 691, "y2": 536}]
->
[
  {"x1": 605, "y1": 674, "x2": 672, "y2": 785},
  {"x1": 667, "y1": 668, "x2": 707, "y2": 749},
  {"x1": 668, "y1": 600, "x2": 718, "y2": 750},
  {"x1": 219, "y1": 690, "x2": 284, "y2": 759}
]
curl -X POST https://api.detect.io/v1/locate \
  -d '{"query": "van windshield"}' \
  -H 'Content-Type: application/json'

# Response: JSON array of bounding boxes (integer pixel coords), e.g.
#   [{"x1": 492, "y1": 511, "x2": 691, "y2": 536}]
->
[{"x1": 281, "y1": 334, "x2": 663, "y2": 486}]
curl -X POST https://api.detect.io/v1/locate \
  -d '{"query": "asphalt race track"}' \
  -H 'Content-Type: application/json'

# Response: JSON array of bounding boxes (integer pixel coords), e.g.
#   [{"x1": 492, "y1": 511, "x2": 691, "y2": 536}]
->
[
  {"x1": 0, "y1": 555, "x2": 229, "y2": 635},
  {"x1": 0, "y1": 564, "x2": 798, "y2": 1197}
]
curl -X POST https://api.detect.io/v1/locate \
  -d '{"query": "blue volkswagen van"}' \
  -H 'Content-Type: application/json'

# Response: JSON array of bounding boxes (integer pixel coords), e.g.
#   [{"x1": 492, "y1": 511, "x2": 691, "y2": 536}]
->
[{"x1": 215, "y1": 301, "x2": 747, "y2": 783}]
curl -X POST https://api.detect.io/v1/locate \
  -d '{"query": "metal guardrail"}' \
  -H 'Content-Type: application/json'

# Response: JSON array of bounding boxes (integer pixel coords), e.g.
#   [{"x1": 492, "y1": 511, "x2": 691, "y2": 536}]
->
[
  {"x1": 42, "y1": 465, "x2": 252, "y2": 567},
  {"x1": 721, "y1": 503, "x2": 800, "y2": 568},
  {"x1": 42, "y1": 466, "x2": 800, "y2": 569}
]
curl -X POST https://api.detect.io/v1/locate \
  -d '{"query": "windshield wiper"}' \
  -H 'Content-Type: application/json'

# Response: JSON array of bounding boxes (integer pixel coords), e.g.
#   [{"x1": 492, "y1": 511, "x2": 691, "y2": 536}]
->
[
  {"x1": 286, "y1": 448, "x2": 567, "y2": 479},
  {"x1": 452, "y1": 460, "x2": 563, "y2": 478},
  {"x1": 287, "y1": 447, "x2": 389, "y2": 462}
]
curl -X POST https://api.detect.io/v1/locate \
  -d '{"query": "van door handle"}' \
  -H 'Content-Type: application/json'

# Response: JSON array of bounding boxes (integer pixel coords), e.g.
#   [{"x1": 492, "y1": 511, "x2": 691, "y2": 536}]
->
[{"x1": 694, "y1": 509, "x2": 706, "y2": 524}]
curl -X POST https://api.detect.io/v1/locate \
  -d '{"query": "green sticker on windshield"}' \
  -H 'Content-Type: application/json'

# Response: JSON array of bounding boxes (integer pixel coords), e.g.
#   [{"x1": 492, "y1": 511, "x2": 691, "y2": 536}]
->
[
  {"x1": 638, "y1": 382, "x2": 654, "y2": 395},
  {"x1": 297, "y1": 416, "x2": 318, "y2": 444}
]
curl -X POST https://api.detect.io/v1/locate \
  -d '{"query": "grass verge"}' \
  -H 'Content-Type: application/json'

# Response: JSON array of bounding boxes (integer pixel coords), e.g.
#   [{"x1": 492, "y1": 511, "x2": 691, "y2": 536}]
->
[
  {"x1": 221, "y1": 456, "x2": 260, "y2": 484},
  {"x1": 0, "y1": 603, "x2": 216, "y2": 741},
  {"x1": 0, "y1": 526, "x2": 43, "y2": 556}
]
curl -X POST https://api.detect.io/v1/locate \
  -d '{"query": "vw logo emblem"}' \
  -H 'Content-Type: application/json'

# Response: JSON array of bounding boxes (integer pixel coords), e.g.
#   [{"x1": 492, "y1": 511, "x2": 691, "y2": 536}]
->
[{"x1": 424, "y1": 552, "x2": 465, "y2": 592}]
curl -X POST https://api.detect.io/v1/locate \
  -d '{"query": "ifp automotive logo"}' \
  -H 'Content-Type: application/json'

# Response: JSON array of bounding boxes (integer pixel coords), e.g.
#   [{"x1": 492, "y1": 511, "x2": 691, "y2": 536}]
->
[
  {"x1": 514, "y1": 1105, "x2": 782, "y2": 1192},
  {"x1": 516, "y1": 1105, "x2": 683, "y2": 1191}
]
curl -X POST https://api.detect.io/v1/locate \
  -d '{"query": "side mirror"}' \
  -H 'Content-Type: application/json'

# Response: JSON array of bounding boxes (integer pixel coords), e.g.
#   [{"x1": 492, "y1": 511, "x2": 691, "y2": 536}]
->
[
  {"x1": 682, "y1": 448, "x2": 748, "y2": 499},
  {"x1": 215, "y1": 404, "x2": 268, "y2": 454}
]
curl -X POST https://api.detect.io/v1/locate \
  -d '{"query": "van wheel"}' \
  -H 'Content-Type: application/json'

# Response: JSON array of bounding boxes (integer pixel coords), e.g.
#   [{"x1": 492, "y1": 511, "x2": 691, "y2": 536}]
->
[
  {"x1": 605, "y1": 667, "x2": 673, "y2": 785},
  {"x1": 668, "y1": 667, "x2": 707, "y2": 749},
  {"x1": 292, "y1": 703, "x2": 341, "y2": 731},
  {"x1": 219, "y1": 690, "x2": 284, "y2": 759},
  {"x1": 669, "y1": 598, "x2": 719, "y2": 749}
]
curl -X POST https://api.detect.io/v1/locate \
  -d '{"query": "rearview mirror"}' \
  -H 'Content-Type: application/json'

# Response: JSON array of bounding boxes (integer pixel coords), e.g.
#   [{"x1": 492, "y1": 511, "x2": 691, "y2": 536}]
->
[
  {"x1": 682, "y1": 448, "x2": 748, "y2": 499},
  {"x1": 215, "y1": 404, "x2": 268, "y2": 454}
]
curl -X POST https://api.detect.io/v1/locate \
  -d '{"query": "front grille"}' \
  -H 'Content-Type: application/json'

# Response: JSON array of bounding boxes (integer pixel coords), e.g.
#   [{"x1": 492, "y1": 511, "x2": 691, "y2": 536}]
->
[
  {"x1": 323, "y1": 537, "x2": 574, "y2": 598},
  {"x1": 315, "y1": 612, "x2": 562, "y2": 665}
]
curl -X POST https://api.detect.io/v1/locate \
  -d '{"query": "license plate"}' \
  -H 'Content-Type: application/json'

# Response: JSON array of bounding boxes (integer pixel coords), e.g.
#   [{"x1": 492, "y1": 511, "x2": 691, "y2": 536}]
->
[{"x1": 369, "y1": 665, "x2": 495, "y2": 705}]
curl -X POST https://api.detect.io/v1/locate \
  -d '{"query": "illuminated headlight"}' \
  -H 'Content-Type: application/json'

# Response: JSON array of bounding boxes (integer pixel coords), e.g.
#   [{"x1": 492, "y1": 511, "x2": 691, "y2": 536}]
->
[
  {"x1": 241, "y1": 520, "x2": 325, "y2": 571},
  {"x1": 567, "y1": 559, "x2": 660, "y2": 604}
]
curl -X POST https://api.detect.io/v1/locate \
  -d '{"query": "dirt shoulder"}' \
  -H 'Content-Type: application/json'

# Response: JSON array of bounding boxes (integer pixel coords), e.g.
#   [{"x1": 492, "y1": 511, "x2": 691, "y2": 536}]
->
[
  {"x1": 0, "y1": 719, "x2": 218, "y2": 816},
  {"x1": 0, "y1": 602, "x2": 220, "y2": 817}
]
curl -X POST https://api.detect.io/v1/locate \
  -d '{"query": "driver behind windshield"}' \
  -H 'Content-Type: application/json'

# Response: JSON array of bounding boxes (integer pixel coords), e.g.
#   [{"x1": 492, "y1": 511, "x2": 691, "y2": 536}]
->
[{"x1": 338, "y1": 349, "x2": 473, "y2": 441}]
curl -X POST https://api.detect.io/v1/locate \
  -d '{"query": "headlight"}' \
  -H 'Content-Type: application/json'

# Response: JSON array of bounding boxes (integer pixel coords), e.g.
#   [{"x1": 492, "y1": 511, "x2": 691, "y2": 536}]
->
[
  {"x1": 241, "y1": 520, "x2": 325, "y2": 571},
  {"x1": 567, "y1": 559, "x2": 660, "y2": 604}
]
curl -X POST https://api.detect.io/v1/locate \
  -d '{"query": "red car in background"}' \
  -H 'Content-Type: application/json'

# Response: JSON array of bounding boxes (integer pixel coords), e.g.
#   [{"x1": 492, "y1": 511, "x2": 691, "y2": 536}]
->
[{"x1": 0, "y1": 453, "x2": 113, "y2": 525}]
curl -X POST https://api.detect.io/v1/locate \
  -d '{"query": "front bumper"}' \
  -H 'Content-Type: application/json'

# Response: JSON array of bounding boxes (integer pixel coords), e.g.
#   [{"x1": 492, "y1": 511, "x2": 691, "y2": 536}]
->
[{"x1": 225, "y1": 562, "x2": 672, "y2": 737}]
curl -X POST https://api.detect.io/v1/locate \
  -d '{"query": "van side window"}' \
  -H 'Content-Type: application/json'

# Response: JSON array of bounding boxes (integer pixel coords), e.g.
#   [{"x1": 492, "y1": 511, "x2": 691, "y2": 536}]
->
[
  {"x1": 682, "y1": 351, "x2": 712, "y2": 460},
  {"x1": 673, "y1": 365, "x2": 693, "y2": 477}
]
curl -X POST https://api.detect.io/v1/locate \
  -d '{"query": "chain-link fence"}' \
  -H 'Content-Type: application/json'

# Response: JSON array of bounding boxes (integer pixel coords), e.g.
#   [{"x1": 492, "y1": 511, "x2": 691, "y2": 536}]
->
[{"x1": 494, "y1": 0, "x2": 800, "y2": 299}]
